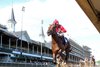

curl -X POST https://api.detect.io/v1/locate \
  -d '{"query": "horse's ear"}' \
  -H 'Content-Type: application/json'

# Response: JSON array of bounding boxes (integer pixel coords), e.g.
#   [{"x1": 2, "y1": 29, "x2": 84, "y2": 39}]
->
[{"x1": 49, "y1": 24, "x2": 52, "y2": 25}]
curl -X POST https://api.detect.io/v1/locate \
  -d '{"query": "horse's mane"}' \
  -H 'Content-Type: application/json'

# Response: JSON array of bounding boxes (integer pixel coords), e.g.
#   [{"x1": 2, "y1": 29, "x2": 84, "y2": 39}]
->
[{"x1": 50, "y1": 25, "x2": 63, "y2": 46}]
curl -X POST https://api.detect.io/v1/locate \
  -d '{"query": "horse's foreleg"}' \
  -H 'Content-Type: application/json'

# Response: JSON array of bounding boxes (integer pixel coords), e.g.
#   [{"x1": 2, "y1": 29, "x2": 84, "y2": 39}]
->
[
  {"x1": 53, "y1": 50, "x2": 60, "y2": 64},
  {"x1": 53, "y1": 53, "x2": 57, "y2": 64},
  {"x1": 53, "y1": 53, "x2": 56, "y2": 63}
]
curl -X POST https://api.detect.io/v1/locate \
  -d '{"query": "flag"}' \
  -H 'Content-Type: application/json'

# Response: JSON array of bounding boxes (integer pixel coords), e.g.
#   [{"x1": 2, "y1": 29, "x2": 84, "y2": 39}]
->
[{"x1": 22, "y1": 6, "x2": 25, "y2": 12}]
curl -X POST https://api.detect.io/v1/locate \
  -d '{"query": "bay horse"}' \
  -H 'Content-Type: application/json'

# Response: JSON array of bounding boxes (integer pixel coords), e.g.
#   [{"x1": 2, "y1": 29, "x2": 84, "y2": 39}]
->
[{"x1": 47, "y1": 24, "x2": 71, "y2": 64}]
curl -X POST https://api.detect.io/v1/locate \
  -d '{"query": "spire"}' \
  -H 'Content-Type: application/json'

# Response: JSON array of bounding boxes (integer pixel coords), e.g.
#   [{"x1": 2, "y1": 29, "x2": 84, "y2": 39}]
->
[
  {"x1": 11, "y1": 8, "x2": 16, "y2": 22},
  {"x1": 40, "y1": 20, "x2": 45, "y2": 38},
  {"x1": 8, "y1": 8, "x2": 16, "y2": 24},
  {"x1": 39, "y1": 20, "x2": 46, "y2": 43},
  {"x1": 8, "y1": 8, "x2": 17, "y2": 32}
]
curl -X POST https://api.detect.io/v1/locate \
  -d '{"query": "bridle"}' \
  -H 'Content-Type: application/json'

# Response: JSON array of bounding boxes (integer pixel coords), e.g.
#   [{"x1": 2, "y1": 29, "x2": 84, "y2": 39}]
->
[{"x1": 47, "y1": 24, "x2": 55, "y2": 36}]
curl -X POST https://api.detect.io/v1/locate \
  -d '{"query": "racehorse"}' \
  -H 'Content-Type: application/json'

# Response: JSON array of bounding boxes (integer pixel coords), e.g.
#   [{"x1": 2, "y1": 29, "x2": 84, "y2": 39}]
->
[
  {"x1": 91, "y1": 56, "x2": 95, "y2": 66},
  {"x1": 47, "y1": 24, "x2": 71, "y2": 64}
]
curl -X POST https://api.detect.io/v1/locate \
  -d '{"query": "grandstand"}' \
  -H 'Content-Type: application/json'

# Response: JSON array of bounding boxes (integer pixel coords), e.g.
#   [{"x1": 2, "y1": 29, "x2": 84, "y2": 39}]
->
[{"x1": 0, "y1": 24, "x2": 91, "y2": 65}]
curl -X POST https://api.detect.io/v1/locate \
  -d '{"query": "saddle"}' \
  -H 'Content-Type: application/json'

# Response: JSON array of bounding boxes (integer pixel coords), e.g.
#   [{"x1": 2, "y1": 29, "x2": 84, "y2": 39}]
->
[
  {"x1": 59, "y1": 36, "x2": 68, "y2": 45},
  {"x1": 60, "y1": 36, "x2": 72, "y2": 52}
]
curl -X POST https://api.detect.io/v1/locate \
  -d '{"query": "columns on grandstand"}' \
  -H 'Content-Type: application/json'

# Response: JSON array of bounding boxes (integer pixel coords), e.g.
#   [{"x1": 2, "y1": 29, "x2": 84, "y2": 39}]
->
[
  {"x1": 44, "y1": 48, "x2": 46, "y2": 55},
  {"x1": 27, "y1": 42, "x2": 29, "y2": 53},
  {"x1": 47, "y1": 49, "x2": 49, "y2": 56},
  {"x1": 37, "y1": 46, "x2": 39, "y2": 54},
  {"x1": 32, "y1": 45, "x2": 34, "y2": 53},
  {"x1": 16, "y1": 39, "x2": 18, "y2": 49},
  {"x1": 9, "y1": 38, "x2": 11, "y2": 49},
  {"x1": 46, "y1": 49, "x2": 47, "y2": 54},
  {"x1": 0, "y1": 34, "x2": 2, "y2": 47},
  {"x1": 68, "y1": 54, "x2": 71, "y2": 61}
]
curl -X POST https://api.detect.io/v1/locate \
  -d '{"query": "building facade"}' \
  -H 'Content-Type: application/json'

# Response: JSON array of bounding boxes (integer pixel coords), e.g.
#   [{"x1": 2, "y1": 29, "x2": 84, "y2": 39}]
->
[{"x1": 68, "y1": 39, "x2": 91, "y2": 63}]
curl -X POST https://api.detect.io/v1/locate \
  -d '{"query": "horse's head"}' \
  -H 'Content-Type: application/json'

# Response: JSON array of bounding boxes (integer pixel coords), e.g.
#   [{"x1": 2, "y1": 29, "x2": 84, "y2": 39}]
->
[{"x1": 47, "y1": 24, "x2": 55, "y2": 36}]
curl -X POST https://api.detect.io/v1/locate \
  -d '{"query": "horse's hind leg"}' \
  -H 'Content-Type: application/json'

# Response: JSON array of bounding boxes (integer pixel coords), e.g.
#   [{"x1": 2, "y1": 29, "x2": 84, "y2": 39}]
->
[{"x1": 65, "y1": 52, "x2": 69, "y2": 62}]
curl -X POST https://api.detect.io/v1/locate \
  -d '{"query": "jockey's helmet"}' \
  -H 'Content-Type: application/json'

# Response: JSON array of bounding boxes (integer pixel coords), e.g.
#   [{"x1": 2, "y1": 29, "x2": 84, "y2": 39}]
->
[{"x1": 53, "y1": 19, "x2": 59, "y2": 25}]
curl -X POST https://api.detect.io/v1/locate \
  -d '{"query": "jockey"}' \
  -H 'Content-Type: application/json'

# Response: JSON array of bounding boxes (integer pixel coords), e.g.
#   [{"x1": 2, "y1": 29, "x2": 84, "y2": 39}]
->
[{"x1": 52, "y1": 19, "x2": 70, "y2": 45}]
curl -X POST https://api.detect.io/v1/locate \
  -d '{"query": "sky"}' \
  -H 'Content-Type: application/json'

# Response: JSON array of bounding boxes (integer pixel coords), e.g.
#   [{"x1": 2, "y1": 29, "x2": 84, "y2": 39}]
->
[{"x1": 0, "y1": 0, "x2": 100, "y2": 61}]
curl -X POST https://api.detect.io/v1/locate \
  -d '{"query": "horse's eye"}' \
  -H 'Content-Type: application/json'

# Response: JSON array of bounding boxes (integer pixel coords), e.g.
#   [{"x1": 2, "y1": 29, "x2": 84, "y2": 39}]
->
[{"x1": 47, "y1": 31, "x2": 51, "y2": 36}]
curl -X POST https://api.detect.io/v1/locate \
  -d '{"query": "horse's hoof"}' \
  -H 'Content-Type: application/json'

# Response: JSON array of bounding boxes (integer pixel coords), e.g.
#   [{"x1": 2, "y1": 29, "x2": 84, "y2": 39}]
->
[{"x1": 53, "y1": 60, "x2": 57, "y2": 64}]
